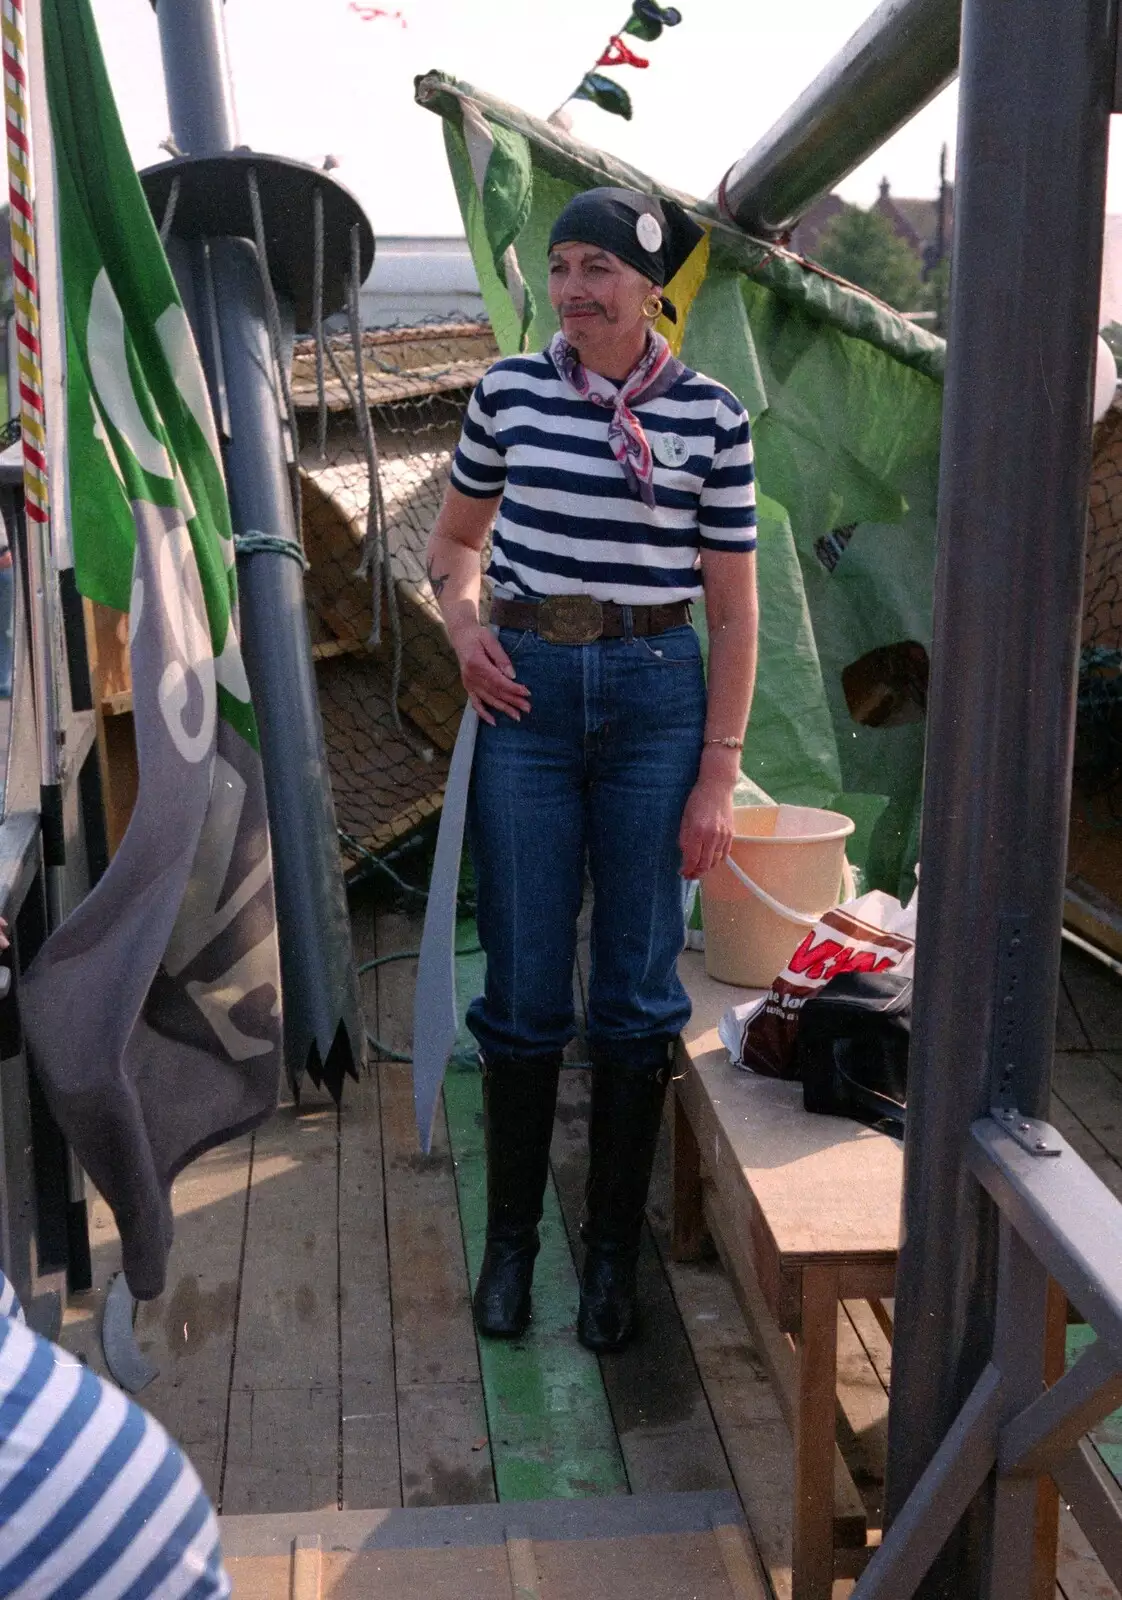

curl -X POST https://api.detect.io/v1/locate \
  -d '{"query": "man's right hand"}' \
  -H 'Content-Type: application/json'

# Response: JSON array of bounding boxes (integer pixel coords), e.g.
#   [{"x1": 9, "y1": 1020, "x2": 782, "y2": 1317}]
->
[{"x1": 453, "y1": 624, "x2": 532, "y2": 726}]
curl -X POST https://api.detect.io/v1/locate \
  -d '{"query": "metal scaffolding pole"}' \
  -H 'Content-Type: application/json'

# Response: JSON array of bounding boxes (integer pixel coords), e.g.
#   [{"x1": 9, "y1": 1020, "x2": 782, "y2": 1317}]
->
[
  {"x1": 153, "y1": 0, "x2": 238, "y2": 157},
  {"x1": 882, "y1": 0, "x2": 1116, "y2": 1593},
  {"x1": 714, "y1": 0, "x2": 959, "y2": 239},
  {"x1": 152, "y1": 0, "x2": 366, "y2": 1095}
]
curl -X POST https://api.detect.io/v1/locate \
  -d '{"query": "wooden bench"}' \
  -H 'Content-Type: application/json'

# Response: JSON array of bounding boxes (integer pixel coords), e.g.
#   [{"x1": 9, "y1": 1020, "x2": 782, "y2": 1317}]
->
[{"x1": 670, "y1": 952, "x2": 904, "y2": 1600}]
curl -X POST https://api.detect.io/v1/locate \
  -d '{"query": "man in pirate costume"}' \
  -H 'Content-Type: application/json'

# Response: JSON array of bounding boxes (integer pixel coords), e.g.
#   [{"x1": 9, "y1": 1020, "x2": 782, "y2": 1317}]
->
[{"x1": 425, "y1": 187, "x2": 759, "y2": 1352}]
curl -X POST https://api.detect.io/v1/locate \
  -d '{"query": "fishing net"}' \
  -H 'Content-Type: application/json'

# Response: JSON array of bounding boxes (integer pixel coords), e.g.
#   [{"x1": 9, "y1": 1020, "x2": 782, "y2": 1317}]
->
[{"x1": 293, "y1": 317, "x2": 497, "y2": 864}]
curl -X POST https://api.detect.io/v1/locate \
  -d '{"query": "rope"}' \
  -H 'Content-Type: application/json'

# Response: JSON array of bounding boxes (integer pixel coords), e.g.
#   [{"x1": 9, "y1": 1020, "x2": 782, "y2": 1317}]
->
[
  {"x1": 346, "y1": 227, "x2": 386, "y2": 636},
  {"x1": 312, "y1": 186, "x2": 328, "y2": 461},
  {"x1": 344, "y1": 828, "x2": 481, "y2": 1065},
  {"x1": 355, "y1": 945, "x2": 482, "y2": 1063},
  {"x1": 245, "y1": 165, "x2": 304, "y2": 552},
  {"x1": 158, "y1": 175, "x2": 181, "y2": 247},
  {"x1": 342, "y1": 227, "x2": 409, "y2": 739},
  {"x1": 234, "y1": 529, "x2": 309, "y2": 569},
  {"x1": 338, "y1": 826, "x2": 475, "y2": 915}
]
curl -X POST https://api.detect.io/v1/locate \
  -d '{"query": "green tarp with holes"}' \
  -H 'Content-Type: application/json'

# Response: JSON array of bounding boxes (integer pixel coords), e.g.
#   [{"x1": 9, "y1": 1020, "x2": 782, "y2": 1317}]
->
[{"x1": 417, "y1": 70, "x2": 945, "y2": 897}]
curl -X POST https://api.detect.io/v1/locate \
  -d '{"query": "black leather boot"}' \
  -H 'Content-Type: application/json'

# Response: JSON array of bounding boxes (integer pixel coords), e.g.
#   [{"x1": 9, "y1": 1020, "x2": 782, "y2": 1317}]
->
[
  {"x1": 577, "y1": 1039, "x2": 674, "y2": 1353},
  {"x1": 472, "y1": 1052, "x2": 563, "y2": 1339}
]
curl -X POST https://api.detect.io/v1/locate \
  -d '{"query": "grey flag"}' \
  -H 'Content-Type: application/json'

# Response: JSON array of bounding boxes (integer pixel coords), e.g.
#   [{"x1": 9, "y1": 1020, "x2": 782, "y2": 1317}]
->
[{"x1": 21, "y1": 502, "x2": 282, "y2": 1299}]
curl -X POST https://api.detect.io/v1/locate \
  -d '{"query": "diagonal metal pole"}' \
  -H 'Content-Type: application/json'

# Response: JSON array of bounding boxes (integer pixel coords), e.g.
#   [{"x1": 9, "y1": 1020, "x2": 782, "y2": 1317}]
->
[
  {"x1": 882, "y1": 0, "x2": 1117, "y2": 1595},
  {"x1": 713, "y1": 0, "x2": 960, "y2": 238}
]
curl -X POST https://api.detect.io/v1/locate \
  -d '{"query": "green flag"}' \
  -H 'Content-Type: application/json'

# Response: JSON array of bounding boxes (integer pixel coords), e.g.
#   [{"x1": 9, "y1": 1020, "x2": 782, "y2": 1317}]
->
[{"x1": 21, "y1": 0, "x2": 282, "y2": 1299}]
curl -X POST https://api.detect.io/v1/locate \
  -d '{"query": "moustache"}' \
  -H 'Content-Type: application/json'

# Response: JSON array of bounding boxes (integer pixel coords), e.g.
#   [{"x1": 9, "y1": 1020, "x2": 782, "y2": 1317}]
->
[{"x1": 562, "y1": 302, "x2": 606, "y2": 316}]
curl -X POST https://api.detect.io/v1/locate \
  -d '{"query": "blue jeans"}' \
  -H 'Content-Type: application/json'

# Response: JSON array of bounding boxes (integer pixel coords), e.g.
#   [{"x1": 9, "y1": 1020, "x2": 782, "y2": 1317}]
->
[{"x1": 466, "y1": 623, "x2": 706, "y2": 1062}]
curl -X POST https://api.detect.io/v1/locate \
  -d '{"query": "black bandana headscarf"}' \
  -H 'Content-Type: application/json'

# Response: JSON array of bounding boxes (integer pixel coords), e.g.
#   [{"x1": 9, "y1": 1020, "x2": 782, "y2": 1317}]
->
[{"x1": 547, "y1": 187, "x2": 705, "y2": 323}]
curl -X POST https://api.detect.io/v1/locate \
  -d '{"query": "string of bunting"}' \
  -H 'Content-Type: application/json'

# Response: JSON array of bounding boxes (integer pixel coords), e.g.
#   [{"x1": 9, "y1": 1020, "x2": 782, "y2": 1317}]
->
[
  {"x1": 348, "y1": 3, "x2": 408, "y2": 25},
  {"x1": 550, "y1": 0, "x2": 682, "y2": 125}
]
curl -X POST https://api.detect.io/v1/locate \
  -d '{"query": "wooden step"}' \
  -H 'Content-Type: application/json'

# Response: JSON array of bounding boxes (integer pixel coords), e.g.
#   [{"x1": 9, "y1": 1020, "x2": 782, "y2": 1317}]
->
[{"x1": 220, "y1": 1493, "x2": 770, "y2": 1600}]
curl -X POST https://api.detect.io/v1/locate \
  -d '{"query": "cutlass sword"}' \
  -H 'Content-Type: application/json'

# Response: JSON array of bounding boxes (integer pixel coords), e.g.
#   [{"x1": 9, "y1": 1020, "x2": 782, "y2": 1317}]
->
[{"x1": 412, "y1": 702, "x2": 479, "y2": 1153}]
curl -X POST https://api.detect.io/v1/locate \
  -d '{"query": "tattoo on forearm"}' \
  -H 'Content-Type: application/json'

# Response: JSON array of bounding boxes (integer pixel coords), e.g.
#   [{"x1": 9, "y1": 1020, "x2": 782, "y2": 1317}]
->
[{"x1": 426, "y1": 557, "x2": 449, "y2": 600}]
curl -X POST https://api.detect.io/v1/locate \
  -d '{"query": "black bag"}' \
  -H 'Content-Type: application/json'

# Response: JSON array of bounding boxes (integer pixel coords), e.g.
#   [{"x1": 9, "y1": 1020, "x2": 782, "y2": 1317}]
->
[{"x1": 797, "y1": 971, "x2": 911, "y2": 1129}]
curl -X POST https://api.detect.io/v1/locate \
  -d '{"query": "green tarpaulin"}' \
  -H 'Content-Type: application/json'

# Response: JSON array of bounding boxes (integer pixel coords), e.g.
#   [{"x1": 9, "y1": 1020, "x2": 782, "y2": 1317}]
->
[{"x1": 417, "y1": 71, "x2": 944, "y2": 896}]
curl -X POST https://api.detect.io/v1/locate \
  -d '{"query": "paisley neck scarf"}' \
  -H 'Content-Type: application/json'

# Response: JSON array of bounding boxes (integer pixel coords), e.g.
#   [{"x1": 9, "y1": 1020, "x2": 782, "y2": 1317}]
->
[{"x1": 548, "y1": 329, "x2": 682, "y2": 509}]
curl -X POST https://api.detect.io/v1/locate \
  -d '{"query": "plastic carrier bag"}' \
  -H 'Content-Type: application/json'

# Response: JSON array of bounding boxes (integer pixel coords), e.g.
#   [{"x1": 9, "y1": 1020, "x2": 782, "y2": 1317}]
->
[{"x1": 719, "y1": 887, "x2": 918, "y2": 1079}]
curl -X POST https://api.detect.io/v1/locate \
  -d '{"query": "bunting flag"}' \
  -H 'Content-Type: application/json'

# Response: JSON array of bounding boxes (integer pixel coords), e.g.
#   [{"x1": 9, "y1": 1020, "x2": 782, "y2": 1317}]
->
[
  {"x1": 348, "y1": 3, "x2": 407, "y2": 24},
  {"x1": 19, "y1": 0, "x2": 283, "y2": 1300},
  {"x1": 557, "y1": 0, "x2": 683, "y2": 125}
]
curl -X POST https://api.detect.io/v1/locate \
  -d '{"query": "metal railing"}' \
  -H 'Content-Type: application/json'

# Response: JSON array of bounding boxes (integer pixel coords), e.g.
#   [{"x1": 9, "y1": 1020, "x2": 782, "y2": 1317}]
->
[{"x1": 854, "y1": 1112, "x2": 1122, "y2": 1596}]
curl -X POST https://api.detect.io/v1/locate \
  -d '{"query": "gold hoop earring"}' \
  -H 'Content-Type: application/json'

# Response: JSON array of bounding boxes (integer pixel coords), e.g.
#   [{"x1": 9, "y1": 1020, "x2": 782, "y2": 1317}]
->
[{"x1": 643, "y1": 293, "x2": 663, "y2": 320}]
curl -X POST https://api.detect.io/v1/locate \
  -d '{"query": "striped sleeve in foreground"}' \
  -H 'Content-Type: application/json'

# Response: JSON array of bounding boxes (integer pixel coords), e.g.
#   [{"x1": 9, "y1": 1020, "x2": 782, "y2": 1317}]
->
[
  {"x1": 0, "y1": 1267, "x2": 24, "y2": 1323},
  {"x1": 0, "y1": 1295, "x2": 230, "y2": 1600},
  {"x1": 450, "y1": 375, "x2": 506, "y2": 500},
  {"x1": 698, "y1": 401, "x2": 757, "y2": 552}
]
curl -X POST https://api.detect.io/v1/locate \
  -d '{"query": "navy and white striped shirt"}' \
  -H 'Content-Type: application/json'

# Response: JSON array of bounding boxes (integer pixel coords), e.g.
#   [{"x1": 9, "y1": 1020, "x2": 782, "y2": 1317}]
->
[
  {"x1": 450, "y1": 351, "x2": 757, "y2": 605},
  {"x1": 0, "y1": 1269, "x2": 230, "y2": 1600}
]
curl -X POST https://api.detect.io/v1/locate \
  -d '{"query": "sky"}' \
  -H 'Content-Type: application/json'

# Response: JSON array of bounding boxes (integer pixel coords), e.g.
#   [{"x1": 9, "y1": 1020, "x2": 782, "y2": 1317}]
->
[{"x1": 89, "y1": 0, "x2": 1121, "y2": 239}]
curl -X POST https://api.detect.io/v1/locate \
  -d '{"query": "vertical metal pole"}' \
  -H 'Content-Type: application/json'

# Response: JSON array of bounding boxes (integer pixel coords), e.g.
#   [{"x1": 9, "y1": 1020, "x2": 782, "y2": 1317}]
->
[
  {"x1": 883, "y1": 1, "x2": 1117, "y2": 1595},
  {"x1": 152, "y1": 0, "x2": 364, "y2": 1088},
  {"x1": 153, "y1": 0, "x2": 238, "y2": 158},
  {"x1": 208, "y1": 236, "x2": 361, "y2": 1085}
]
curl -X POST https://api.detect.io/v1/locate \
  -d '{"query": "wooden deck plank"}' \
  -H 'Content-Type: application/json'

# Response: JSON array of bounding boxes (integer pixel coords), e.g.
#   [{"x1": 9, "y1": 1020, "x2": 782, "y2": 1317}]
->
[
  {"x1": 1058, "y1": 959, "x2": 1094, "y2": 1051},
  {"x1": 843, "y1": 1301, "x2": 893, "y2": 1396},
  {"x1": 446, "y1": 930, "x2": 629, "y2": 1502},
  {"x1": 396, "y1": 1381, "x2": 494, "y2": 1506},
  {"x1": 372, "y1": 908, "x2": 496, "y2": 1507},
  {"x1": 550, "y1": 1066, "x2": 735, "y2": 1495},
  {"x1": 1048, "y1": 1093, "x2": 1122, "y2": 1204},
  {"x1": 373, "y1": 910, "x2": 480, "y2": 1384},
  {"x1": 570, "y1": 904, "x2": 745, "y2": 1494},
  {"x1": 221, "y1": 1100, "x2": 341, "y2": 1514},
  {"x1": 1057, "y1": 1503, "x2": 1122, "y2": 1599},
  {"x1": 343, "y1": 892, "x2": 402, "y2": 1510},
  {"x1": 1051, "y1": 1054, "x2": 1122, "y2": 1170},
  {"x1": 60, "y1": 1136, "x2": 253, "y2": 1505},
  {"x1": 646, "y1": 1159, "x2": 799, "y2": 1597},
  {"x1": 444, "y1": 1056, "x2": 629, "y2": 1501},
  {"x1": 833, "y1": 1305, "x2": 889, "y2": 1527},
  {"x1": 1060, "y1": 948, "x2": 1122, "y2": 1053},
  {"x1": 223, "y1": 1384, "x2": 340, "y2": 1514}
]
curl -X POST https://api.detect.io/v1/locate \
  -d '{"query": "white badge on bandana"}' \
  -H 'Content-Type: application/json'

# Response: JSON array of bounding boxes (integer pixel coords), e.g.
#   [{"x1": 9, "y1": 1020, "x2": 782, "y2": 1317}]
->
[
  {"x1": 636, "y1": 212, "x2": 663, "y2": 254},
  {"x1": 652, "y1": 431, "x2": 689, "y2": 468}
]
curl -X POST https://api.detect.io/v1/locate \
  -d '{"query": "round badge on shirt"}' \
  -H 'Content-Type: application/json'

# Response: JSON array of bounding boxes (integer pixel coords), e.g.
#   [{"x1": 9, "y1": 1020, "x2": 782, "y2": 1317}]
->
[
  {"x1": 652, "y1": 432, "x2": 689, "y2": 468},
  {"x1": 636, "y1": 212, "x2": 663, "y2": 254}
]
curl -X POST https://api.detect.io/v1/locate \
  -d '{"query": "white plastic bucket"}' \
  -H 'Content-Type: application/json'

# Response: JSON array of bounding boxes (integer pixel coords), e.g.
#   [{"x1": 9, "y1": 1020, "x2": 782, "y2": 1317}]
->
[{"x1": 699, "y1": 804, "x2": 856, "y2": 988}]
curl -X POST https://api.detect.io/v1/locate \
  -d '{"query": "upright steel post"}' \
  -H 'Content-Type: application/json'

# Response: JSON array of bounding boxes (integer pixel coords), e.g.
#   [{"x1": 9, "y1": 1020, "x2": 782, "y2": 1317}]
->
[
  {"x1": 714, "y1": 0, "x2": 960, "y2": 238},
  {"x1": 153, "y1": 0, "x2": 238, "y2": 158},
  {"x1": 883, "y1": 1, "x2": 1117, "y2": 1595},
  {"x1": 152, "y1": 0, "x2": 365, "y2": 1093}
]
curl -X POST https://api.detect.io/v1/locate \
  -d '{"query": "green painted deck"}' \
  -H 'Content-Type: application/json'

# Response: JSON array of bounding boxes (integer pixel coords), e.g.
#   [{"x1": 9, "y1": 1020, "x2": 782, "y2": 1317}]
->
[{"x1": 57, "y1": 889, "x2": 1122, "y2": 1599}]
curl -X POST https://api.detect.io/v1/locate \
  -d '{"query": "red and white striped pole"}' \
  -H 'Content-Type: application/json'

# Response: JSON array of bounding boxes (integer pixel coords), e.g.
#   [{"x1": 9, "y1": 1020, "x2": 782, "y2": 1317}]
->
[{"x1": 3, "y1": 0, "x2": 61, "y2": 789}]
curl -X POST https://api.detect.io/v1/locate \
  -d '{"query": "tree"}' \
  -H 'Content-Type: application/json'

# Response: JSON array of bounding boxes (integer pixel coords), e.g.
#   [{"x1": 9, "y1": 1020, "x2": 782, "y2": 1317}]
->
[{"x1": 813, "y1": 204, "x2": 924, "y2": 313}]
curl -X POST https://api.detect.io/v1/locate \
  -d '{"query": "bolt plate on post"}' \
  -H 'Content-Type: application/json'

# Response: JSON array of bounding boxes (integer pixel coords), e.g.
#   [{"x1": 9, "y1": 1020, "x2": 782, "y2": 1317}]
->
[{"x1": 989, "y1": 1106, "x2": 1063, "y2": 1157}]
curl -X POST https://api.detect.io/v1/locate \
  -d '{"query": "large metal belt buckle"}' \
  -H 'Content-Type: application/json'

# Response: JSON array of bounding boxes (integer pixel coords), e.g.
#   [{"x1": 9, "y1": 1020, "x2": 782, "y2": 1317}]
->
[{"x1": 537, "y1": 595, "x2": 604, "y2": 644}]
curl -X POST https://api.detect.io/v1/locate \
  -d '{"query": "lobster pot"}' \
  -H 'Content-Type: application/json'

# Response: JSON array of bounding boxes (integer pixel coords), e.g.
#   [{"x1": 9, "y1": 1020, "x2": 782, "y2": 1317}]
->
[{"x1": 700, "y1": 805, "x2": 855, "y2": 988}]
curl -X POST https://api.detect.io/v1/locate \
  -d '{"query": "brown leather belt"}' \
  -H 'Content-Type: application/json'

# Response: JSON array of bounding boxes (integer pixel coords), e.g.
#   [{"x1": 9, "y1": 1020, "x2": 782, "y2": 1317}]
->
[{"x1": 490, "y1": 594, "x2": 691, "y2": 645}]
